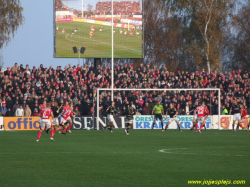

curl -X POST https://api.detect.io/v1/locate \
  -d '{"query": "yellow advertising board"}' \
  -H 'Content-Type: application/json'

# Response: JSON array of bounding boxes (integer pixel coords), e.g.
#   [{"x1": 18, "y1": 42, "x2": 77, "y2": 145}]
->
[{"x1": 4, "y1": 117, "x2": 40, "y2": 131}]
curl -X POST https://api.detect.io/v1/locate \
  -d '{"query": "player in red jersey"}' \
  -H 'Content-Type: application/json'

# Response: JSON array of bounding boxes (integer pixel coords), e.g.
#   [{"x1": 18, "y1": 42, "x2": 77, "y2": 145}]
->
[
  {"x1": 63, "y1": 101, "x2": 70, "y2": 111},
  {"x1": 36, "y1": 103, "x2": 54, "y2": 141},
  {"x1": 53, "y1": 107, "x2": 75, "y2": 136},
  {"x1": 90, "y1": 30, "x2": 94, "y2": 38},
  {"x1": 39, "y1": 100, "x2": 47, "y2": 111},
  {"x1": 193, "y1": 101, "x2": 209, "y2": 133},
  {"x1": 91, "y1": 25, "x2": 95, "y2": 32},
  {"x1": 237, "y1": 104, "x2": 248, "y2": 130}
]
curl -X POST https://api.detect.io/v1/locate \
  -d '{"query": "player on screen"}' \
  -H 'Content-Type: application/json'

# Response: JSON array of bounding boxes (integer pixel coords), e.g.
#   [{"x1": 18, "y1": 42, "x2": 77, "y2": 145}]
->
[
  {"x1": 62, "y1": 29, "x2": 65, "y2": 34},
  {"x1": 36, "y1": 103, "x2": 54, "y2": 142},
  {"x1": 91, "y1": 25, "x2": 95, "y2": 32},
  {"x1": 124, "y1": 29, "x2": 128, "y2": 35},
  {"x1": 119, "y1": 28, "x2": 123, "y2": 34},
  {"x1": 151, "y1": 101, "x2": 165, "y2": 131},
  {"x1": 237, "y1": 104, "x2": 247, "y2": 130},
  {"x1": 230, "y1": 99, "x2": 241, "y2": 131},
  {"x1": 99, "y1": 26, "x2": 102, "y2": 32},
  {"x1": 124, "y1": 101, "x2": 136, "y2": 135},
  {"x1": 165, "y1": 103, "x2": 182, "y2": 131},
  {"x1": 129, "y1": 30, "x2": 134, "y2": 36},
  {"x1": 194, "y1": 101, "x2": 209, "y2": 133},
  {"x1": 90, "y1": 30, "x2": 94, "y2": 38},
  {"x1": 105, "y1": 101, "x2": 116, "y2": 133},
  {"x1": 74, "y1": 27, "x2": 78, "y2": 32},
  {"x1": 136, "y1": 29, "x2": 140, "y2": 36}
]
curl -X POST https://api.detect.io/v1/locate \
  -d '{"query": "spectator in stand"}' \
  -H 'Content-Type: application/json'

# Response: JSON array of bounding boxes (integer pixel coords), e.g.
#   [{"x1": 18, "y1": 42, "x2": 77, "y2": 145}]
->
[
  {"x1": 5, "y1": 108, "x2": 14, "y2": 116},
  {"x1": 141, "y1": 102, "x2": 151, "y2": 115},
  {"x1": 12, "y1": 100, "x2": 20, "y2": 114},
  {"x1": 0, "y1": 103, "x2": 8, "y2": 116},
  {"x1": 15, "y1": 105, "x2": 24, "y2": 117},
  {"x1": 24, "y1": 105, "x2": 32, "y2": 117},
  {"x1": 32, "y1": 108, "x2": 40, "y2": 116}
]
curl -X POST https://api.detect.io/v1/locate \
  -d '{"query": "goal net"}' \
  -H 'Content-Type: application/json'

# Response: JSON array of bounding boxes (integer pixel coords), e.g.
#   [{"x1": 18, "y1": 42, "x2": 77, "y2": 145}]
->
[{"x1": 94, "y1": 88, "x2": 221, "y2": 131}]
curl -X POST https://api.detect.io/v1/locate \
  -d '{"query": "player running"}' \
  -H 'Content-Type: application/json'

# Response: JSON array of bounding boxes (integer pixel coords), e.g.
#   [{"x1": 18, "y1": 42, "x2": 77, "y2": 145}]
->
[
  {"x1": 105, "y1": 101, "x2": 116, "y2": 133},
  {"x1": 230, "y1": 99, "x2": 241, "y2": 131},
  {"x1": 124, "y1": 101, "x2": 136, "y2": 135},
  {"x1": 189, "y1": 101, "x2": 199, "y2": 131},
  {"x1": 165, "y1": 103, "x2": 182, "y2": 131},
  {"x1": 36, "y1": 103, "x2": 54, "y2": 142},
  {"x1": 151, "y1": 101, "x2": 165, "y2": 131},
  {"x1": 236, "y1": 104, "x2": 248, "y2": 130},
  {"x1": 194, "y1": 101, "x2": 209, "y2": 133},
  {"x1": 53, "y1": 107, "x2": 75, "y2": 136}
]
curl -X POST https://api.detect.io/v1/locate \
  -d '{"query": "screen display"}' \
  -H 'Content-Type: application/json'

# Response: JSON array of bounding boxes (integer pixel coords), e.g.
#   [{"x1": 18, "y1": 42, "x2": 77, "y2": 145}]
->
[{"x1": 54, "y1": 0, "x2": 143, "y2": 58}]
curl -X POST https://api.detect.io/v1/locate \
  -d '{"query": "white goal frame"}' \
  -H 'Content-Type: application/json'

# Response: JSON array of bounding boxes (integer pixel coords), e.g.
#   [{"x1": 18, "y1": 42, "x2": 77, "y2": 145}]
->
[{"x1": 95, "y1": 88, "x2": 221, "y2": 130}]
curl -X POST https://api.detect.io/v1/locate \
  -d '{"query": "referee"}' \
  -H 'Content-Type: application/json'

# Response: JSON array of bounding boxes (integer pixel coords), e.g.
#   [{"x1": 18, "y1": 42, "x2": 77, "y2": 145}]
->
[{"x1": 151, "y1": 101, "x2": 165, "y2": 131}]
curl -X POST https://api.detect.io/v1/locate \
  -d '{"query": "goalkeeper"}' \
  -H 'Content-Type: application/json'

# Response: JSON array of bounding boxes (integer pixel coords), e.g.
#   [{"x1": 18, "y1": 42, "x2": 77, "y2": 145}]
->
[{"x1": 124, "y1": 101, "x2": 136, "y2": 135}]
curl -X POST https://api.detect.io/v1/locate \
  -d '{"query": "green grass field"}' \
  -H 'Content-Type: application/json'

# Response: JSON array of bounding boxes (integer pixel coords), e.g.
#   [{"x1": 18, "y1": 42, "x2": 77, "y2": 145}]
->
[
  {"x1": 0, "y1": 130, "x2": 249, "y2": 187},
  {"x1": 55, "y1": 22, "x2": 142, "y2": 58}
]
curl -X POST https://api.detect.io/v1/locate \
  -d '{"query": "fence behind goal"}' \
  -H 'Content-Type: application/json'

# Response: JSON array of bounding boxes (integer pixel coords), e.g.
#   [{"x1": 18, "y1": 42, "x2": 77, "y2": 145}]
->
[{"x1": 94, "y1": 88, "x2": 221, "y2": 130}]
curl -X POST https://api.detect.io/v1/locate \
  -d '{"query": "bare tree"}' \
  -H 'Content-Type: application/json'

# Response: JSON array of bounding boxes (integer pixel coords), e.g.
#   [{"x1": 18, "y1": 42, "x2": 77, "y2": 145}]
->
[{"x1": 0, "y1": 0, "x2": 25, "y2": 49}]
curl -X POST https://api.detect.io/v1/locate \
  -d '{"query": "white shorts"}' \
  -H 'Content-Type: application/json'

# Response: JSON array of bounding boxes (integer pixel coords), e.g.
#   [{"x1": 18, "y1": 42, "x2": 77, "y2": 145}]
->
[
  {"x1": 233, "y1": 113, "x2": 241, "y2": 121},
  {"x1": 169, "y1": 117, "x2": 178, "y2": 123},
  {"x1": 40, "y1": 119, "x2": 51, "y2": 130},
  {"x1": 196, "y1": 117, "x2": 205, "y2": 123},
  {"x1": 52, "y1": 118, "x2": 59, "y2": 125},
  {"x1": 240, "y1": 116, "x2": 247, "y2": 122},
  {"x1": 60, "y1": 116, "x2": 71, "y2": 125},
  {"x1": 107, "y1": 114, "x2": 114, "y2": 123},
  {"x1": 125, "y1": 119, "x2": 133, "y2": 124},
  {"x1": 193, "y1": 115, "x2": 197, "y2": 120}
]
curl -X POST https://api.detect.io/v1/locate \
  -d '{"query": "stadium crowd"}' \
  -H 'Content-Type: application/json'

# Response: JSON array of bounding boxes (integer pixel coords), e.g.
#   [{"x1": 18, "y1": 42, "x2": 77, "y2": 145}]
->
[
  {"x1": 0, "y1": 62, "x2": 249, "y2": 117},
  {"x1": 95, "y1": 1, "x2": 142, "y2": 15}
]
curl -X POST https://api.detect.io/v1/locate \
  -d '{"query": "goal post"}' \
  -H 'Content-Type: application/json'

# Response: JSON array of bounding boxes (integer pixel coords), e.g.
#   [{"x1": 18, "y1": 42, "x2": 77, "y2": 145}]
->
[{"x1": 95, "y1": 88, "x2": 221, "y2": 130}]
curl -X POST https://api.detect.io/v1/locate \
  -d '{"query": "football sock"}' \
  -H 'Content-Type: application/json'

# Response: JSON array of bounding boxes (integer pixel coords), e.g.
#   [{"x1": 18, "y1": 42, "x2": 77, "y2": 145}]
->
[
  {"x1": 200, "y1": 124, "x2": 204, "y2": 131},
  {"x1": 152, "y1": 122, "x2": 155, "y2": 128},
  {"x1": 67, "y1": 124, "x2": 72, "y2": 130},
  {"x1": 63, "y1": 128, "x2": 67, "y2": 134},
  {"x1": 37, "y1": 131, "x2": 42, "y2": 140},
  {"x1": 50, "y1": 130, "x2": 54, "y2": 138},
  {"x1": 195, "y1": 124, "x2": 198, "y2": 131}
]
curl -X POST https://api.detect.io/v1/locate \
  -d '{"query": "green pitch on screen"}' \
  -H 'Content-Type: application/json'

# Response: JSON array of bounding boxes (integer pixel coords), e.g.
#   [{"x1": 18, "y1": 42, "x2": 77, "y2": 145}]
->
[{"x1": 54, "y1": 22, "x2": 143, "y2": 58}]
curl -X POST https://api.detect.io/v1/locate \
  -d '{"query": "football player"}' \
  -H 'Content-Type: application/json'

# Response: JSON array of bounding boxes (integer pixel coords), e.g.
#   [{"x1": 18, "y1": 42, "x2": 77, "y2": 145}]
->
[
  {"x1": 105, "y1": 101, "x2": 116, "y2": 133},
  {"x1": 36, "y1": 103, "x2": 54, "y2": 142},
  {"x1": 165, "y1": 103, "x2": 182, "y2": 131},
  {"x1": 194, "y1": 101, "x2": 209, "y2": 133},
  {"x1": 124, "y1": 101, "x2": 136, "y2": 135}
]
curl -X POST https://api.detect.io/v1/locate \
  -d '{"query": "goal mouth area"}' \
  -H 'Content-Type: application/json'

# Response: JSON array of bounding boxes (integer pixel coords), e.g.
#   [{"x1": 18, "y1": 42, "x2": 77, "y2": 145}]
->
[{"x1": 95, "y1": 88, "x2": 221, "y2": 130}]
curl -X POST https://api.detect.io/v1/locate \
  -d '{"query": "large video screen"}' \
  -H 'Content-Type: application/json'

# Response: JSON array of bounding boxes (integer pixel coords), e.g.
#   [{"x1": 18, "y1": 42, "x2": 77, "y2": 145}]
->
[{"x1": 54, "y1": 0, "x2": 143, "y2": 58}]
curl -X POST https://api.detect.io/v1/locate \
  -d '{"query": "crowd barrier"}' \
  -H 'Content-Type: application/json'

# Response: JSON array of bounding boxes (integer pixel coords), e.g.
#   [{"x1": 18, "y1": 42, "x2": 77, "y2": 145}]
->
[{"x1": 0, "y1": 115, "x2": 248, "y2": 131}]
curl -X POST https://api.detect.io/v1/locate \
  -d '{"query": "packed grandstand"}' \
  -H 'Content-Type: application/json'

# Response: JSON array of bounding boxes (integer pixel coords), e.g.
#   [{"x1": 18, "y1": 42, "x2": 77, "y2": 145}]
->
[
  {"x1": 0, "y1": 63, "x2": 249, "y2": 117},
  {"x1": 55, "y1": 0, "x2": 142, "y2": 16}
]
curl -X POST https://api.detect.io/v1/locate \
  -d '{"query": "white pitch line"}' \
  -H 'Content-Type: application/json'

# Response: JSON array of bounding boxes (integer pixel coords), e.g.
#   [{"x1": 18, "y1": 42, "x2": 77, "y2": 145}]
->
[
  {"x1": 65, "y1": 34, "x2": 142, "y2": 54},
  {"x1": 158, "y1": 148, "x2": 249, "y2": 157}
]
